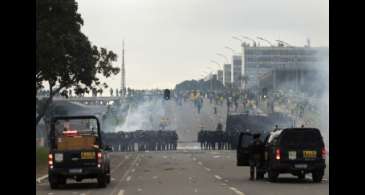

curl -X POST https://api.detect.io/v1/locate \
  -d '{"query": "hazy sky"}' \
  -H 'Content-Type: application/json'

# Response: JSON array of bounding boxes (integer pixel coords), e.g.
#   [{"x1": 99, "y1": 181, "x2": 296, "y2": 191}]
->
[{"x1": 77, "y1": 0, "x2": 328, "y2": 90}]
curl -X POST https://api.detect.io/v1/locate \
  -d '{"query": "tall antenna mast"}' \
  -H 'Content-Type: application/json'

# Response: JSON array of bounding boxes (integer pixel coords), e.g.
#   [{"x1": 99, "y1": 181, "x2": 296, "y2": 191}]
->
[{"x1": 121, "y1": 40, "x2": 126, "y2": 96}]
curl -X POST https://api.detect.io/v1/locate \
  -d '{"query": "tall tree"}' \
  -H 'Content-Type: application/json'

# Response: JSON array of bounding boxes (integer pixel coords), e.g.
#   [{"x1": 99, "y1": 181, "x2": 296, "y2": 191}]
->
[{"x1": 36, "y1": 0, "x2": 119, "y2": 125}]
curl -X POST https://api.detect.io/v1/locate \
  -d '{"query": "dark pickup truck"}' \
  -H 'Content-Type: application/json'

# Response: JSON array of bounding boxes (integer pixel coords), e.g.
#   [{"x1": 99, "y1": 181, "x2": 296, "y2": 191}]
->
[
  {"x1": 237, "y1": 128, "x2": 326, "y2": 183},
  {"x1": 48, "y1": 115, "x2": 112, "y2": 189}
]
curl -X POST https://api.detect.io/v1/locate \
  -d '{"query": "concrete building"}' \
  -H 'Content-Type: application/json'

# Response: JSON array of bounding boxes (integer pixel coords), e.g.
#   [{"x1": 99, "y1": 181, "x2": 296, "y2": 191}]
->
[
  {"x1": 223, "y1": 64, "x2": 232, "y2": 87},
  {"x1": 217, "y1": 70, "x2": 223, "y2": 84},
  {"x1": 232, "y1": 55, "x2": 243, "y2": 89},
  {"x1": 241, "y1": 45, "x2": 329, "y2": 91}
]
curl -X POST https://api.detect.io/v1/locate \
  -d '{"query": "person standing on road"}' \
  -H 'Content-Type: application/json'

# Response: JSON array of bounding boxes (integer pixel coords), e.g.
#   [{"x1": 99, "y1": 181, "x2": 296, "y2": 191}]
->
[{"x1": 248, "y1": 133, "x2": 265, "y2": 180}]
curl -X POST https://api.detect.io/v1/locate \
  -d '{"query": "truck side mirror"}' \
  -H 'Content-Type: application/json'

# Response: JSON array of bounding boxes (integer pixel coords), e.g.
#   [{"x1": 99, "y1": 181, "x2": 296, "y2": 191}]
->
[{"x1": 104, "y1": 145, "x2": 112, "y2": 151}]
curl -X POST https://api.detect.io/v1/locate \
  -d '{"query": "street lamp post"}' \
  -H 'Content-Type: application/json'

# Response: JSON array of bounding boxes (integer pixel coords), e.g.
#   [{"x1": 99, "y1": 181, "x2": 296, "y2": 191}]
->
[
  {"x1": 241, "y1": 36, "x2": 256, "y2": 46},
  {"x1": 257, "y1": 37, "x2": 274, "y2": 47}
]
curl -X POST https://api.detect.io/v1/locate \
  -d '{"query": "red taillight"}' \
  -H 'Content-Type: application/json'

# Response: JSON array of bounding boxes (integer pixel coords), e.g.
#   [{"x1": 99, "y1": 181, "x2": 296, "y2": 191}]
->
[
  {"x1": 321, "y1": 147, "x2": 326, "y2": 159},
  {"x1": 48, "y1": 153, "x2": 53, "y2": 166},
  {"x1": 97, "y1": 152, "x2": 102, "y2": 164},
  {"x1": 275, "y1": 149, "x2": 281, "y2": 160}
]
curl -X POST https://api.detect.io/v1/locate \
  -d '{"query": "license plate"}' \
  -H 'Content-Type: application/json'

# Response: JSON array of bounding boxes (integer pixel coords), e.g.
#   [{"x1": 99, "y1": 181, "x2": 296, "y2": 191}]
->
[
  {"x1": 303, "y1": 150, "x2": 317, "y2": 158},
  {"x1": 295, "y1": 164, "x2": 307, "y2": 169},
  {"x1": 81, "y1": 152, "x2": 95, "y2": 159},
  {"x1": 69, "y1": 169, "x2": 82, "y2": 173},
  {"x1": 288, "y1": 151, "x2": 297, "y2": 160}
]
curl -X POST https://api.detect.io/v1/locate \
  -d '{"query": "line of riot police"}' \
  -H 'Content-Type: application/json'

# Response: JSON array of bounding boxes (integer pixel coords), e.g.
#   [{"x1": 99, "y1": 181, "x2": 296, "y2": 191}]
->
[
  {"x1": 103, "y1": 130, "x2": 178, "y2": 152},
  {"x1": 197, "y1": 130, "x2": 241, "y2": 150}
]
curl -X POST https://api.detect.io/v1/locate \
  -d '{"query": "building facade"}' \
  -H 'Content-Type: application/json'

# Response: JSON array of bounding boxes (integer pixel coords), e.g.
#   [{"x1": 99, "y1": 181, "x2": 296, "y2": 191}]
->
[
  {"x1": 217, "y1": 70, "x2": 223, "y2": 84},
  {"x1": 242, "y1": 46, "x2": 329, "y2": 91},
  {"x1": 232, "y1": 55, "x2": 243, "y2": 88},
  {"x1": 223, "y1": 64, "x2": 232, "y2": 87}
]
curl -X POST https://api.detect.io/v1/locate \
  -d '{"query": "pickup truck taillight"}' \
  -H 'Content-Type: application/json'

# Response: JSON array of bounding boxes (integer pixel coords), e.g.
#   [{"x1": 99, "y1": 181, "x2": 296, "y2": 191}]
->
[
  {"x1": 321, "y1": 147, "x2": 326, "y2": 159},
  {"x1": 275, "y1": 149, "x2": 281, "y2": 160},
  {"x1": 97, "y1": 152, "x2": 102, "y2": 167},
  {"x1": 48, "y1": 153, "x2": 53, "y2": 168}
]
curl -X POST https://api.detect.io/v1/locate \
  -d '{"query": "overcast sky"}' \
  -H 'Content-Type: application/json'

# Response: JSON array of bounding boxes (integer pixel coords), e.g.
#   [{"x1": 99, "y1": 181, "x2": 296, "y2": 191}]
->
[{"x1": 77, "y1": 0, "x2": 328, "y2": 90}]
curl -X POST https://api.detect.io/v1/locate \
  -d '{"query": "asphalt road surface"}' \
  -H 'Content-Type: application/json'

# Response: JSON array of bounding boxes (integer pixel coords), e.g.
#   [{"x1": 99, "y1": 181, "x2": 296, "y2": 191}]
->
[{"x1": 36, "y1": 149, "x2": 329, "y2": 195}]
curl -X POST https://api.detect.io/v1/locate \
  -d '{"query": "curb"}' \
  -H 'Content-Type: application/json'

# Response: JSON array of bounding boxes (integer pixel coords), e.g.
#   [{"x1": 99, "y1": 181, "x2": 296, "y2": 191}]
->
[{"x1": 36, "y1": 174, "x2": 48, "y2": 184}]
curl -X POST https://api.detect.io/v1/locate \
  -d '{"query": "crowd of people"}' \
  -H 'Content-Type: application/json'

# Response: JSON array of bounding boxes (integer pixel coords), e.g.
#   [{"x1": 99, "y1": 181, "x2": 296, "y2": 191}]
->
[{"x1": 103, "y1": 130, "x2": 178, "y2": 152}]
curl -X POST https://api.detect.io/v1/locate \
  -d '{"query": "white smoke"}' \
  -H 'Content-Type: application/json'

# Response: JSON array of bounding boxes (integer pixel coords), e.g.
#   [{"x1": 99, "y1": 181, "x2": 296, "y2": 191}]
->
[{"x1": 112, "y1": 97, "x2": 169, "y2": 132}]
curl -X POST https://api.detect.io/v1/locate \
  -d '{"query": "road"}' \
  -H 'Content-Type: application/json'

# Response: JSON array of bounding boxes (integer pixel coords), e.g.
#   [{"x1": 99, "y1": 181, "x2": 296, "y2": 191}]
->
[{"x1": 36, "y1": 149, "x2": 329, "y2": 195}]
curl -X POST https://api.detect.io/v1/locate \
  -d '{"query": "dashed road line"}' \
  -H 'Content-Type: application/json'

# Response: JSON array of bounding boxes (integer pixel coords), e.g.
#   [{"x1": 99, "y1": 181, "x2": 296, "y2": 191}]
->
[
  {"x1": 229, "y1": 187, "x2": 246, "y2": 195},
  {"x1": 214, "y1": 175, "x2": 222, "y2": 180},
  {"x1": 126, "y1": 176, "x2": 132, "y2": 182},
  {"x1": 109, "y1": 155, "x2": 140, "y2": 195},
  {"x1": 197, "y1": 161, "x2": 203, "y2": 165},
  {"x1": 117, "y1": 190, "x2": 125, "y2": 195},
  {"x1": 131, "y1": 168, "x2": 135, "y2": 173}
]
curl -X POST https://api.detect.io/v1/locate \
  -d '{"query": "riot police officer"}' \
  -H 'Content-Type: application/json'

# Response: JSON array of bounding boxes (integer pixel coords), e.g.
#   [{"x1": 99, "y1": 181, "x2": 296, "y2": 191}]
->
[{"x1": 248, "y1": 133, "x2": 265, "y2": 180}]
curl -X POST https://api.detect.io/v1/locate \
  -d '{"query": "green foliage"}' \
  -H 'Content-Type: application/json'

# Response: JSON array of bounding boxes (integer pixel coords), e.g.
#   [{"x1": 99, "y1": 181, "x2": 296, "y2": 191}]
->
[{"x1": 36, "y1": 0, "x2": 120, "y2": 125}]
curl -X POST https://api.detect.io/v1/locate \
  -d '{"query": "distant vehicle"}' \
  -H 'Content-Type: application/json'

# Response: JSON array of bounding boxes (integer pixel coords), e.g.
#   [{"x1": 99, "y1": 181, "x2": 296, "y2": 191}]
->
[
  {"x1": 237, "y1": 128, "x2": 326, "y2": 183},
  {"x1": 48, "y1": 115, "x2": 112, "y2": 189}
]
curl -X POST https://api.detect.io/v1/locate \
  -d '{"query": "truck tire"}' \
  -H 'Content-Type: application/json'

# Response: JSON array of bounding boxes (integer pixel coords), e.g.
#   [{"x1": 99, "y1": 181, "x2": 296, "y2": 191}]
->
[
  {"x1": 97, "y1": 174, "x2": 107, "y2": 188},
  {"x1": 312, "y1": 170, "x2": 324, "y2": 183},
  {"x1": 106, "y1": 168, "x2": 111, "y2": 184},
  {"x1": 49, "y1": 175, "x2": 59, "y2": 189},
  {"x1": 268, "y1": 170, "x2": 278, "y2": 182}
]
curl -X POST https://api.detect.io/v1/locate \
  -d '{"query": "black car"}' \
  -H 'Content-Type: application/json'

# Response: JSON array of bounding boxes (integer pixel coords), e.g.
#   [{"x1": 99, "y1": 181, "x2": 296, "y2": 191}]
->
[
  {"x1": 48, "y1": 115, "x2": 112, "y2": 189},
  {"x1": 237, "y1": 128, "x2": 326, "y2": 183}
]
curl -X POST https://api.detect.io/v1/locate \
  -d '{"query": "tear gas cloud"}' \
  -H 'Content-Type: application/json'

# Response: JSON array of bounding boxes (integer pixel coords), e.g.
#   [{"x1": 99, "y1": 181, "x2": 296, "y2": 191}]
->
[{"x1": 105, "y1": 97, "x2": 174, "y2": 132}]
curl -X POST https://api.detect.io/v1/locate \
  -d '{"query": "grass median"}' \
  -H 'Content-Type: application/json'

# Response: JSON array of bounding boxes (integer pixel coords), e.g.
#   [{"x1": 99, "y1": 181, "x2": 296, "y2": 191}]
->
[{"x1": 36, "y1": 146, "x2": 49, "y2": 177}]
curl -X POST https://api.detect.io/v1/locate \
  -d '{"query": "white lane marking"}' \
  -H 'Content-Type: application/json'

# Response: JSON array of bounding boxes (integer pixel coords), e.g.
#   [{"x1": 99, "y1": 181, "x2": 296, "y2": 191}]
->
[
  {"x1": 163, "y1": 156, "x2": 167, "y2": 159},
  {"x1": 80, "y1": 193, "x2": 86, "y2": 195},
  {"x1": 197, "y1": 161, "x2": 203, "y2": 165},
  {"x1": 137, "y1": 188, "x2": 143, "y2": 192},
  {"x1": 109, "y1": 155, "x2": 140, "y2": 195},
  {"x1": 224, "y1": 179, "x2": 229, "y2": 183},
  {"x1": 126, "y1": 176, "x2": 132, "y2": 182},
  {"x1": 48, "y1": 193, "x2": 54, "y2": 195},
  {"x1": 36, "y1": 174, "x2": 48, "y2": 183},
  {"x1": 111, "y1": 177, "x2": 116, "y2": 181},
  {"x1": 152, "y1": 176, "x2": 158, "y2": 179},
  {"x1": 136, "y1": 163, "x2": 140, "y2": 167},
  {"x1": 214, "y1": 175, "x2": 222, "y2": 180},
  {"x1": 213, "y1": 155, "x2": 221, "y2": 158},
  {"x1": 229, "y1": 187, "x2": 246, "y2": 195},
  {"x1": 131, "y1": 168, "x2": 135, "y2": 173},
  {"x1": 117, "y1": 190, "x2": 125, "y2": 195},
  {"x1": 221, "y1": 183, "x2": 227, "y2": 186},
  {"x1": 204, "y1": 167, "x2": 211, "y2": 172},
  {"x1": 111, "y1": 155, "x2": 130, "y2": 173},
  {"x1": 194, "y1": 188, "x2": 198, "y2": 193},
  {"x1": 192, "y1": 157, "x2": 196, "y2": 161}
]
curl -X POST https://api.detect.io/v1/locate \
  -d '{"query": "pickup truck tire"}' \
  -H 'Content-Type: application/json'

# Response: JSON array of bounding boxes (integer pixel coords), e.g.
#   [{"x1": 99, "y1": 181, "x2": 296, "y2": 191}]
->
[
  {"x1": 97, "y1": 174, "x2": 107, "y2": 188},
  {"x1": 312, "y1": 170, "x2": 324, "y2": 183},
  {"x1": 106, "y1": 168, "x2": 111, "y2": 184},
  {"x1": 268, "y1": 170, "x2": 278, "y2": 182},
  {"x1": 49, "y1": 175, "x2": 60, "y2": 189}
]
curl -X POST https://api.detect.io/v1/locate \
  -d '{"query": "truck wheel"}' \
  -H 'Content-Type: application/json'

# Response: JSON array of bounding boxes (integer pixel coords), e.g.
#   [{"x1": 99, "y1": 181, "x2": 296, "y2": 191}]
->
[
  {"x1": 97, "y1": 174, "x2": 107, "y2": 188},
  {"x1": 106, "y1": 169, "x2": 111, "y2": 184},
  {"x1": 49, "y1": 175, "x2": 59, "y2": 189},
  {"x1": 268, "y1": 170, "x2": 278, "y2": 182},
  {"x1": 312, "y1": 170, "x2": 324, "y2": 183}
]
